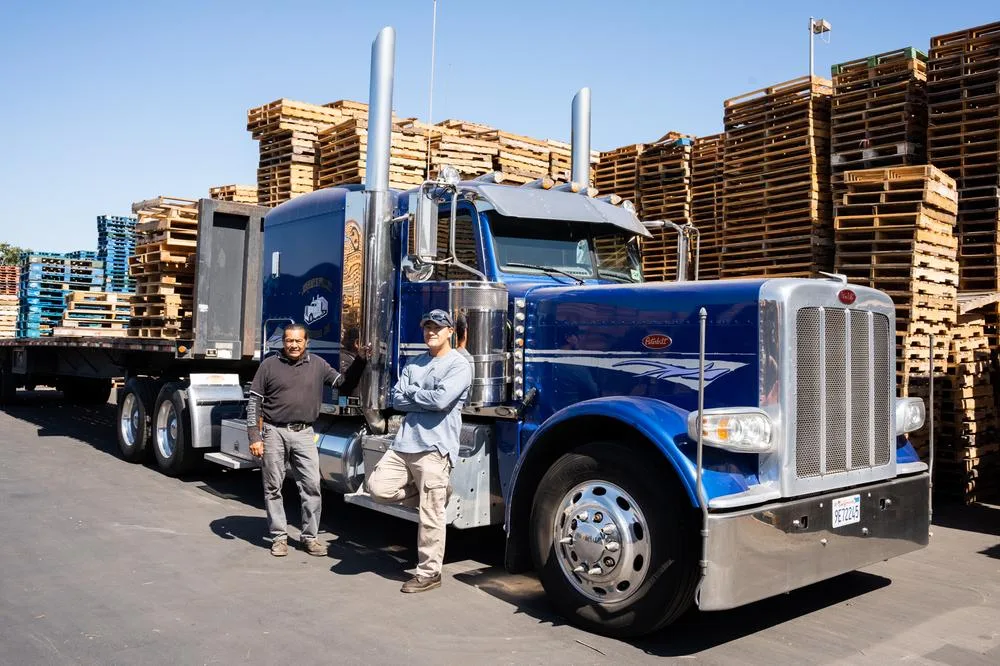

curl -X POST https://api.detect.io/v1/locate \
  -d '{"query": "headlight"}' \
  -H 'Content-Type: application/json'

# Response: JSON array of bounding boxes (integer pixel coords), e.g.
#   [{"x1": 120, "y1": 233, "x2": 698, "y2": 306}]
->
[
  {"x1": 895, "y1": 397, "x2": 925, "y2": 435},
  {"x1": 686, "y1": 408, "x2": 774, "y2": 453}
]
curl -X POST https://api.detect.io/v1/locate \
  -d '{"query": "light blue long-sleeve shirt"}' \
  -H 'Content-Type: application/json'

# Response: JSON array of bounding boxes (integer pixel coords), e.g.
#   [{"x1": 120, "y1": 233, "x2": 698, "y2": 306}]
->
[{"x1": 391, "y1": 349, "x2": 472, "y2": 466}]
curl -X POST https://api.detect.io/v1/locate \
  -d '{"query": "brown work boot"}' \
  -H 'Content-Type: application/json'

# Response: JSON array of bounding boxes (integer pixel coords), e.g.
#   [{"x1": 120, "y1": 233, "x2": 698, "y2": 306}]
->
[
  {"x1": 302, "y1": 538, "x2": 327, "y2": 557},
  {"x1": 270, "y1": 538, "x2": 288, "y2": 557},
  {"x1": 401, "y1": 574, "x2": 441, "y2": 594}
]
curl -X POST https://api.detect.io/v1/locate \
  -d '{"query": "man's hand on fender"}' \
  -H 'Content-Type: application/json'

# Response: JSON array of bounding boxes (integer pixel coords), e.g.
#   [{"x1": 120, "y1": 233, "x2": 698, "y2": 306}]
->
[{"x1": 250, "y1": 440, "x2": 264, "y2": 457}]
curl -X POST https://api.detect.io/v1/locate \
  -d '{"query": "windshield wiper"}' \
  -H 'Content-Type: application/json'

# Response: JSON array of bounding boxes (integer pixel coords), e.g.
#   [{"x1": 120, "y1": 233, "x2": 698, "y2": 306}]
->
[{"x1": 505, "y1": 262, "x2": 585, "y2": 285}]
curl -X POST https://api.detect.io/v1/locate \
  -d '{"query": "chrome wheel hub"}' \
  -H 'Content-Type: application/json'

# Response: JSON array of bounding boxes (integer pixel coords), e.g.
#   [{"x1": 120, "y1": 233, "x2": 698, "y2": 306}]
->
[
  {"x1": 155, "y1": 400, "x2": 177, "y2": 459},
  {"x1": 553, "y1": 480, "x2": 650, "y2": 603},
  {"x1": 120, "y1": 393, "x2": 139, "y2": 447}
]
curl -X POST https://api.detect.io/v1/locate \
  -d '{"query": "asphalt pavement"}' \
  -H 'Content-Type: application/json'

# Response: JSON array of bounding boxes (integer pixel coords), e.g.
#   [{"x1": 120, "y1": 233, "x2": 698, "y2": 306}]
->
[{"x1": 1, "y1": 390, "x2": 998, "y2": 665}]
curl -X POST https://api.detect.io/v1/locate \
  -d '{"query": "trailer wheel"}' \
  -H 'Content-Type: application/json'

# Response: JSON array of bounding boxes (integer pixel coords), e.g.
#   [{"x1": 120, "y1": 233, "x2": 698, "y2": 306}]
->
[
  {"x1": 64, "y1": 378, "x2": 113, "y2": 406},
  {"x1": 152, "y1": 383, "x2": 197, "y2": 476},
  {"x1": 529, "y1": 441, "x2": 699, "y2": 638},
  {"x1": 117, "y1": 378, "x2": 155, "y2": 463}
]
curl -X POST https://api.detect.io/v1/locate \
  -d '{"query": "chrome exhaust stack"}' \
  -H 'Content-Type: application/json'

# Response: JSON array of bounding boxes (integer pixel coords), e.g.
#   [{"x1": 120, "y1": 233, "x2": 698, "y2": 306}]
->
[
  {"x1": 571, "y1": 87, "x2": 592, "y2": 191},
  {"x1": 359, "y1": 26, "x2": 396, "y2": 434}
]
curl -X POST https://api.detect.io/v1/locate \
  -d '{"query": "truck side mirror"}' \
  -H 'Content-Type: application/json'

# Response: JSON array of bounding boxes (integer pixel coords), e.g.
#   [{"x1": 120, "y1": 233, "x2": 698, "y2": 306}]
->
[{"x1": 410, "y1": 190, "x2": 438, "y2": 260}]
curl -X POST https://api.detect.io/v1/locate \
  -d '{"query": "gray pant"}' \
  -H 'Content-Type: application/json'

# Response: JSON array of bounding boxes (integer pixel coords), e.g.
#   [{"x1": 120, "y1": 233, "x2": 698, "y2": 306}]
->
[{"x1": 262, "y1": 424, "x2": 321, "y2": 542}]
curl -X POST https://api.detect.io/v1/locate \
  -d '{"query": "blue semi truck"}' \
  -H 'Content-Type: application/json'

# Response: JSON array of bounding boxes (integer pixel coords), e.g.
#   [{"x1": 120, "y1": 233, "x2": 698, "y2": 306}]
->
[
  {"x1": 205, "y1": 27, "x2": 932, "y2": 637},
  {"x1": 0, "y1": 25, "x2": 931, "y2": 638}
]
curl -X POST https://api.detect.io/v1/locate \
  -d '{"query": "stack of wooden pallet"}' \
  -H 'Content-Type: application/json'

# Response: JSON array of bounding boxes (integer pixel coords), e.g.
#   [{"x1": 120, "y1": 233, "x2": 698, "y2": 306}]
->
[
  {"x1": 0, "y1": 294, "x2": 16, "y2": 338},
  {"x1": 128, "y1": 197, "x2": 199, "y2": 339},
  {"x1": 722, "y1": 76, "x2": 834, "y2": 278},
  {"x1": 595, "y1": 144, "x2": 644, "y2": 212},
  {"x1": 315, "y1": 118, "x2": 427, "y2": 190},
  {"x1": 248, "y1": 99, "x2": 368, "y2": 207},
  {"x1": 928, "y1": 21, "x2": 1000, "y2": 345},
  {"x1": 426, "y1": 123, "x2": 498, "y2": 181},
  {"x1": 690, "y1": 135, "x2": 725, "y2": 280},
  {"x1": 830, "y1": 48, "x2": 928, "y2": 211},
  {"x1": 931, "y1": 311, "x2": 998, "y2": 503},
  {"x1": 53, "y1": 291, "x2": 131, "y2": 337},
  {"x1": 834, "y1": 165, "x2": 959, "y2": 386},
  {"x1": 638, "y1": 134, "x2": 693, "y2": 280},
  {"x1": 209, "y1": 185, "x2": 258, "y2": 204},
  {"x1": 474, "y1": 130, "x2": 552, "y2": 185},
  {"x1": 0, "y1": 264, "x2": 17, "y2": 296}
]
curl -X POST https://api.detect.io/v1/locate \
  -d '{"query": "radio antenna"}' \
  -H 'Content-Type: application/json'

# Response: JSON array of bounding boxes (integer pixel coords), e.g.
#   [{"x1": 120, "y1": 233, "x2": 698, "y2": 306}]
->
[{"x1": 425, "y1": 0, "x2": 439, "y2": 174}]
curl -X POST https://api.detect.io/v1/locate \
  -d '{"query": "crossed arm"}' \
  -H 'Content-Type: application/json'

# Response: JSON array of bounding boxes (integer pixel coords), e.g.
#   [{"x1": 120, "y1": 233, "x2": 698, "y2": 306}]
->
[{"x1": 391, "y1": 361, "x2": 471, "y2": 412}]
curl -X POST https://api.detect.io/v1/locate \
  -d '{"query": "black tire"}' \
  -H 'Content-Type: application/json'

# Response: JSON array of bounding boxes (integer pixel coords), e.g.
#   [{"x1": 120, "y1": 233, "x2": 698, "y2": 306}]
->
[
  {"x1": 151, "y1": 382, "x2": 197, "y2": 476},
  {"x1": 116, "y1": 378, "x2": 155, "y2": 463},
  {"x1": 529, "y1": 441, "x2": 699, "y2": 638},
  {"x1": 63, "y1": 378, "x2": 113, "y2": 406}
]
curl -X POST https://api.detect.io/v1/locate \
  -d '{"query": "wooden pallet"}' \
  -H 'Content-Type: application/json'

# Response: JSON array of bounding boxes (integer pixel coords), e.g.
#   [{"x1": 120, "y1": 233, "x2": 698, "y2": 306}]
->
[
  {"x1": 129, "y1": 198, "x2": 199, "y2": 339},
  {"x1": 690, "y1": 135, "x2": 724, "y2": 280},
  {"x1": 209, "y1": 184, "x2": 258, "y2": 204},
  {"x1": 830, "y1": 47, "x2": 928, "y2": 204},
  {"x1": 638, "y1": 135, "x2": 693, "y2": 281},
  {"x1": 927, "y1": 20, "x2": 1000, "y2": 322},
  {"x1": 0, "y1": 265, "x2": 18, "y2": 296},
  {"x1": 315, "y1": 117, "x2": 428, "y2": 190},
  {"x1": 721, "y1": 76, "x2": 834, "y2": 279}
]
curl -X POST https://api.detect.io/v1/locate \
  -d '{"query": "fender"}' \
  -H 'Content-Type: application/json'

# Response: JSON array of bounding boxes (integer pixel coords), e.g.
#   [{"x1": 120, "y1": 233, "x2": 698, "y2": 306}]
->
[{"x1": 508, "y1": 396, "x2": 760, "y2": 522}]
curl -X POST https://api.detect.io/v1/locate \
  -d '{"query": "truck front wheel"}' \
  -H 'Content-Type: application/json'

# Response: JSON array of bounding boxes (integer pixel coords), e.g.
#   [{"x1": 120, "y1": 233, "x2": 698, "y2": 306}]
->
[
  {"x1": 152, "y1": 383, "x2": 197, "y2": 476},
  {"x1": 529, "y1": 441, "x2": 700, "y2": 638},
  {"x1": 117, "y1": 378, "x2": 154, "y2": 463}
]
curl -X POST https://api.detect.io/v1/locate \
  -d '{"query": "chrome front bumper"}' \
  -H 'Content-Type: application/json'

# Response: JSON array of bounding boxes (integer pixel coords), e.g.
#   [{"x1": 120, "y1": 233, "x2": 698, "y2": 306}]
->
[{"x1": 697, "y1": 473, "x2": 930, "y2": 611}]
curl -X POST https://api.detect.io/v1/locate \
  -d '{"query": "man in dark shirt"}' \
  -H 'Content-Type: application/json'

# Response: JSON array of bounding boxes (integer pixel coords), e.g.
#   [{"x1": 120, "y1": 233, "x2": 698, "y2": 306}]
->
[{"x1": 246, "y1": 324, "x2": 363, "y2": 557}]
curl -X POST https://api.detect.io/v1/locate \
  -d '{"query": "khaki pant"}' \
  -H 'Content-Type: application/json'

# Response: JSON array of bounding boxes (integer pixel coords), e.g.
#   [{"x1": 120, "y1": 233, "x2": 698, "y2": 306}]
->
[{"x1": 364, "y1": 449, "x2": 452, "y2": 577}]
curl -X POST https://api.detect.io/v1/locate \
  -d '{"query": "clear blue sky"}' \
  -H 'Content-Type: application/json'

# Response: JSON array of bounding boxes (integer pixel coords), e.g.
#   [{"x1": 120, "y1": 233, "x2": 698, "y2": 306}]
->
[{"x1": 0, "y1": 1, "x2": 996, "y2": 252}]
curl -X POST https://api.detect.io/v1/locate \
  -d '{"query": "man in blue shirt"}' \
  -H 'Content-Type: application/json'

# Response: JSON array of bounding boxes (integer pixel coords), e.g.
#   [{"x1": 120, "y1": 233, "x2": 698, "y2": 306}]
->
[{"x1": 365, "y1": 309, "x2": 472, "y2": 593}]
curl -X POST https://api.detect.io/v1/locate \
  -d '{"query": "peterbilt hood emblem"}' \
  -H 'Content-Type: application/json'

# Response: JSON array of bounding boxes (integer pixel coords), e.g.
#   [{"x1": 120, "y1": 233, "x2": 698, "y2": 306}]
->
[
  {"x1": 642, "y1": 334, "x2": 672, "y2": 350},
  {"x1": 304, "y1": 295, "x2": 329, "y2": 324}
]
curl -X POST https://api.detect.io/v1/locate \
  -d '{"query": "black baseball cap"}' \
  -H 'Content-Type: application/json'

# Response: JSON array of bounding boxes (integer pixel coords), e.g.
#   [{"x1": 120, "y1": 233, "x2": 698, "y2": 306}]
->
[{"x1": 420, "y1": 309, "x2": 454, "y2": 328}]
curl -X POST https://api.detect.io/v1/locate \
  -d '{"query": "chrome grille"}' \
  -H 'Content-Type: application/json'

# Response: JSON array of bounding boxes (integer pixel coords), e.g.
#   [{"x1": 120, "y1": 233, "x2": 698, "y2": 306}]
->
[{"x1": 795, "y1": 307, "x2": 892, "y2": 477}]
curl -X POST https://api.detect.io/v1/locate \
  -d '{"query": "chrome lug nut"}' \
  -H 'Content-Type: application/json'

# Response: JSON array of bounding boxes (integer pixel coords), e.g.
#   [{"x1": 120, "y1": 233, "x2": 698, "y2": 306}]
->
[
  {"x1": 587, "y1": 566, "x2": 602, "y2": 576},
  {"x1": 605, "y1": 541, "x2": 620, "y2": 552},
  {"x1": 559, "y1": 536, "x2": 573, "y2": 545},
  {"x1": 603, "y1": 557, "x2": 615, "y2": 568},
  {"x1": 576, "y1": 511, "x2": 589, "y2": 522},
  {"x1": 601, "y1": 524, "x2": 617, "y2": 534},
  {"x1": 573, "y1": 565, "x2": 585, "y2": 574}
]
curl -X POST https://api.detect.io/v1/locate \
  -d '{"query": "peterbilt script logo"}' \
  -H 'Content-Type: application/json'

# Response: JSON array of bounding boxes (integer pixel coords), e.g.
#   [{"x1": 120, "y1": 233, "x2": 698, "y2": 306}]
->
[
  {"x1": 304, "y1": 295, "x2": 329, "y2": 325},
  {"x1": 641, "y1": 334, "x2": 672, "y2": 350}
]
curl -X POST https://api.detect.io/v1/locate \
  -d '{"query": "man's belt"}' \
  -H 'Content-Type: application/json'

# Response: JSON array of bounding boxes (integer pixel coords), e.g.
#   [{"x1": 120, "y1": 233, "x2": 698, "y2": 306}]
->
[{"x1": 267, "y1": 421, "x2": 311, "y2": 432}]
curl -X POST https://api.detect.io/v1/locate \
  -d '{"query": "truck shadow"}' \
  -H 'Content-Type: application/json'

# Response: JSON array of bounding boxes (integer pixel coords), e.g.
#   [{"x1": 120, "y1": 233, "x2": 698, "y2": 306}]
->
[
  {"x1": 452, "y1": 565, "x2": 891, "y2": 652},
  {"x1": 1, "y1": 390, "x2": 122, "y2": 458}
]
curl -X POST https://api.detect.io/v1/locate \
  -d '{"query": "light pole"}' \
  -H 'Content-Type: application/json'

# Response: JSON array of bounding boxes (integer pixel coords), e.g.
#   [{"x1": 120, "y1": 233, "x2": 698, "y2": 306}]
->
[{"x1": 809, "y1": 17, "x2": 832, "y2": 79}]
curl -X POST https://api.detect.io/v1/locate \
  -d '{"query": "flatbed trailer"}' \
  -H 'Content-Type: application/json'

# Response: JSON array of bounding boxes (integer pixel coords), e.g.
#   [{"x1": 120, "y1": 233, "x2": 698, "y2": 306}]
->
[{"x1": 0, "y1": 199, "x2": 268, "y2": 476}]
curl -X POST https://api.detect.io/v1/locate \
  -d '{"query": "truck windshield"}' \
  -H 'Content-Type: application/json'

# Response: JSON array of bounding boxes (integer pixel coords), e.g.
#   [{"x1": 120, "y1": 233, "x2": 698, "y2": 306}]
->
[{"x1": 488, "y1": 213, "x2": 643, "y2": 283}]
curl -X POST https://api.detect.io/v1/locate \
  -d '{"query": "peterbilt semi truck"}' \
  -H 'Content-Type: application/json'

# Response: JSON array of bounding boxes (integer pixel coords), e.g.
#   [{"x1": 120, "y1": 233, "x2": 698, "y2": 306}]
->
[
  {"x1": 203, "y1": 27, "x2": 931, "y2": 637},
  {"x1": 0, "y1": 25, "x2": 932, "y2": 638}
]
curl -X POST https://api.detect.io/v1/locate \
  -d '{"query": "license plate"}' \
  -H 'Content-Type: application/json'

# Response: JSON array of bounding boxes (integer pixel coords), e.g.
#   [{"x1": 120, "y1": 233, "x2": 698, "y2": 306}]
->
[{"x1": 832, "y1": 494, "x2": 861, "y2": 528}]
